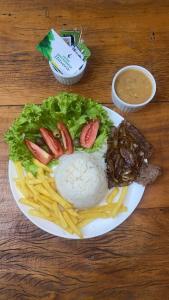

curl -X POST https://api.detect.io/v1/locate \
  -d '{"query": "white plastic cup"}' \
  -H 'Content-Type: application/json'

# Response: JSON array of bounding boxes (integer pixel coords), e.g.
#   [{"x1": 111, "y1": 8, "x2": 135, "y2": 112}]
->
[
  {"x1": 112, "y1": 65, "x2": 156, "y2": 112},
  {"x1": 49, "y1": 61, "x2": 87, "y2": 85}
]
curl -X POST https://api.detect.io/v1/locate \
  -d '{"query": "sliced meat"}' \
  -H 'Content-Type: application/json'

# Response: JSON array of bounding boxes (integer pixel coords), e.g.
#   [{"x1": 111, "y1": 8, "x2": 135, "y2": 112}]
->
[
  {"x1": 105, "y1": 120, "x2": 161, "y2": 187},
  {"x1": 136, "y1": 163, "x2": 161, "y2": 186},
  {"x1": 120, "y1": 147, "x2": 135, "y2": 167},
  {"x1": 122, "y1": 121, "x2": 153, "y2": 158}
]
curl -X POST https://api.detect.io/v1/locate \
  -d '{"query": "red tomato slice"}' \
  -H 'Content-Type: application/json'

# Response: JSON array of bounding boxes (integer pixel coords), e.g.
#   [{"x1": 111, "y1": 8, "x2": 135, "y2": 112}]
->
[
  {"x1": 80, "y1": 120, "x2": 100, "y2": 148},
  {"x1": 40, "y1": 128, "x2": 63, "y2": 158},
  {"x1": 57, "y1": 122, "x2": 74, "y2": 154},
  {"x1": 25, "y1": 140, "x2": 53, "y2": 165}
]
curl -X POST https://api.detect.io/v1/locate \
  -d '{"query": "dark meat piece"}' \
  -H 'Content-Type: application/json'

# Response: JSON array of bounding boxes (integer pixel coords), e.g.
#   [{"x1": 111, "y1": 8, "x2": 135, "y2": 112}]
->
[
  {"x1": 120, "y1": 147, "x2": 135, "y2": 167},
  {"x1": 105, "y1": 121, "x2": 160, "y2": 188},
  {"x1": 136, "y1": 164, "x2": 161, "y2": 186},
  {"x1": 122, "y1": 121, "x2": 153, "y2": 158}
]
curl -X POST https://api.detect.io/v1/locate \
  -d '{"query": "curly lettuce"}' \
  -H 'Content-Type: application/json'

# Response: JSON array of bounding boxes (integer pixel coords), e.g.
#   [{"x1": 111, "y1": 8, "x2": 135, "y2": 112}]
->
[{"x1": 5, "y1": 92, "x2": 113, "y2": 173}]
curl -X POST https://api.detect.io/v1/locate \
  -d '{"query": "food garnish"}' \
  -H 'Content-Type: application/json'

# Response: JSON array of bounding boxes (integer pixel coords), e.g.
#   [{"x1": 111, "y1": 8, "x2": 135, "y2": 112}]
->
[
  {"x1": 80, "y1": 119, "x2": 100, "y2": 148},
  {"x1": 105, "y1": 120, "x2": 161, "y2": 187},
  {"x1": 57, "y1": 122, "x2": 74, "y2": 154},
  {"x1": 39, "y1": 128, "x2": 63, "y2": 158},
  {"x1": 25, "y1": 140, "x2": 53, "y2": 165}
]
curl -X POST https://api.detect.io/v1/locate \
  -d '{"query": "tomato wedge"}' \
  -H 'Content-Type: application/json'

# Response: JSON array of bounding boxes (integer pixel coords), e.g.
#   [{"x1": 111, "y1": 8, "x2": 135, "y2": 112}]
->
[
  {"x1": 25, "y1": 140, "x2": 53, "y2": 165},
  {"x1": 80, "y1": 119, "x2": 100, "y2": 148},
  {"x1": 57, "y1": 122, "x2": 74, "y2": 154},
  {"x1": 40, "y1": 128, "x2": 63, "y2": 158}
]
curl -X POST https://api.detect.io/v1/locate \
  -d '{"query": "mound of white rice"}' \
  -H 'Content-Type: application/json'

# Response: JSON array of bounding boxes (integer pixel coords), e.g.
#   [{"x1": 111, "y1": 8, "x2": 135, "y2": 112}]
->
[{"x1": 54, "y1": 151, "x2": 108, "y2": 209}]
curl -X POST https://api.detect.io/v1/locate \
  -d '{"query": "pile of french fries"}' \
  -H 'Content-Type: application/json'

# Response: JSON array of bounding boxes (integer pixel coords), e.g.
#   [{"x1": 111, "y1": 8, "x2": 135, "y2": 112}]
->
[{"x1": 14, "y1": 160, "x2": 128, "y2": 238}]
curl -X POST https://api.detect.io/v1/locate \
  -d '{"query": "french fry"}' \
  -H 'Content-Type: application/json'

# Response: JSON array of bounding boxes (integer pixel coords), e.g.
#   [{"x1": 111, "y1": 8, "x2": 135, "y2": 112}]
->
[
  {"x1": 79, "y1": 206, "x2": 106, "y2": 215},
  {"x1": 29, "y1": 209, "x2": 46, "y2": 218},
  {"x1": 45, "y1": 177, "x2": 55, "y2": 182},
  {"x1": 119, "y1": 205, "x2": 128, "y2": 213},
  {"x1": 48, "y1": 214, "x2": 73, "y2": 234},
  {"x1": 37, "y1": 167, "x2": 44, "y2": 178},
  {"x1": 19, "y1": 198, "x2": 40, "y2": 210},
  {"x1": 111, "y1": 186, "x2": 128, "y2": 217},
  {"x1": 67, "y1": 213, "x2": 78, "y2": 224},
  {"x1": 43, "y1": 177, "x2": 55, "y2": 185},
  {"x1": 25, "y1": 180, "x2": 38, "y2": 199},
  {"x1": 48, "y1": 215, "x2": 64, "y2": 228},
  {"x1": 78, "y1": 218, "x2": 94, "y2": 228},
  {"x1": 49, "y1": 181, "x2": 56, "y2": 190},
  {"x1": 55, "y1": 218, "x2": 74, "y2": 234},
  {"x1": 52, "y1": 203, "x2": 68, "y2": 229},
  {"x1": 30, "y1": 211, "x2": 60, "y2": 234},
  {"x1": 66, "y1": 208, "x2": 78, "y2": 217},
  {"x1": 28, "y1": 209, "x2": 72, "y2": 235},
  {"x1": 57, "y1": 209, "x2": 68, "y2": 229},
  {"x1": 33, "y1": 159, "x2": 51, "y2": 173},
  {"x1": 34, "y1": 184, "x2": 51, "y2": 198},
  {"x1": 15, "y1": 178, "x2": 26, "y2": 186},
  {"x1": 39, "y1": 194, "x2": 53, "y2": 204},
  {"x1": 42, "y1": 181, "x2": 72, "y2": 208},
  {"x1": 79, "y1": 211, "x2": 108, "y2": 220},
  {"x1": 63, "y1": 211, "x2": 82, "y2": 238},
  {"x1": 79, "y1": 203, "x2": 115, "y2": 215},
  {"x1": 26, "y1": 179, "x2": 42, "y2": 185},
  {"x1": 27, "y1": 172, "x2": 34, "y2": 179},
  {"x1": 14, "y1": 161, "x2": 24, "y2": 178},
  {"x1": 54, "y1": 193, "x2": 73, "y2": 209},
  {"x1": 41, "y1": 176, "x2": 56, "y2": 189},
  {"x1": 106, "y1": 187, "x2": 119, "y2": 204},
  {"x1": 36, "y1": 197, "x2": 52, "y2": 210},
  {"x1": 52, "y1": 202, "x2": 60, "y2": 217},
  {"x1": 16, "y1": 181, "x2": 31, "y2": 198},
  {"x1": 29, "y1": 209, "x2": 58, "y2": 225},
  {"x1": 39, "y1": 205, "x2": 51, "y2": 218}
]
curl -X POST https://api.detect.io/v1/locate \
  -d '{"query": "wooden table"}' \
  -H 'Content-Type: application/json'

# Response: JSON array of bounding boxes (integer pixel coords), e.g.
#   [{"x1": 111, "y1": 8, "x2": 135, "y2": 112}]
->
[{"x1": 1, "y1": 1, "x2": 169, "y2": 299}]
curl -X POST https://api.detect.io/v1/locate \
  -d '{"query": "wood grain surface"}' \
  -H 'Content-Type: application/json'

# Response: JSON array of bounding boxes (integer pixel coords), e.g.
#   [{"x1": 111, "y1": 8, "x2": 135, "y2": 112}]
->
[{"x1": 0, "y1": 1, "x2": 169, "y2": 300}]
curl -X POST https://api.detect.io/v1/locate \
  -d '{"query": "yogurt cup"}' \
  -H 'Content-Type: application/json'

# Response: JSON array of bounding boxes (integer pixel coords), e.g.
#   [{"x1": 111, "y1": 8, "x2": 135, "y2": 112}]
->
[
  {"x1": 49, "y1": 61, "x2": 87, "y2": 85},
  {"x1": 112, "y1": 65, "x2": 156, "y2": 112}
]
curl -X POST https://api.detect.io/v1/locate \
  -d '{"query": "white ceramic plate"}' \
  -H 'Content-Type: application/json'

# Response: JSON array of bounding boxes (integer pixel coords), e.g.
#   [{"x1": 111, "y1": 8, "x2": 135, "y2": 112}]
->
[{"x1": 8, "y1": 107, "x2": 145, "y2": 239}]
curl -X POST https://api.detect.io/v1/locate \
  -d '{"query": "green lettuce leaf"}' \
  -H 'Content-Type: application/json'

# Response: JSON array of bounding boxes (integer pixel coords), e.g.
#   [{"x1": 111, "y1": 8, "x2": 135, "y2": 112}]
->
[{"x1": 5, "y1": 92, "x2": 113, "y2": 173}]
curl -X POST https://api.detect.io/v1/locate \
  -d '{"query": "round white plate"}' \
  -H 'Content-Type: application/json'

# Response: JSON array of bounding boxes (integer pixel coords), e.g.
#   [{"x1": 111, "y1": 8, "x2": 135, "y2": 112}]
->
[{"x1": 8, "y1": 107, "x2": 145, "y2": 239}]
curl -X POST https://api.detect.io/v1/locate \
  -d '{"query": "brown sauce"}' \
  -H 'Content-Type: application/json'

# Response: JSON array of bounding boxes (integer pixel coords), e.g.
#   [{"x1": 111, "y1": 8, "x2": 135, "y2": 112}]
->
[{"x1": 115, "y1": 69, "x2": 152, "y2": 104}]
